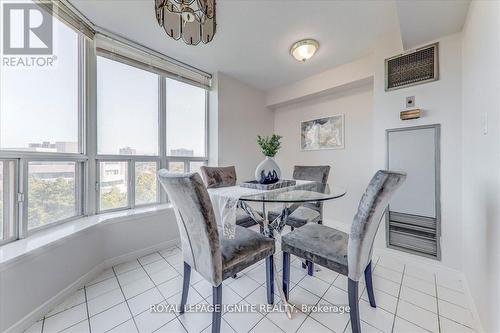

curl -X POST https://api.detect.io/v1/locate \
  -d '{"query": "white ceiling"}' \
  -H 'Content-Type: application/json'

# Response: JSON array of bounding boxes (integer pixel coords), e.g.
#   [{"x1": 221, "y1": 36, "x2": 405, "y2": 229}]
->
[
  {"x1": 396, "y1": 0, "x2": 471, "y2": 50},
  {"x1": 69, "y1": 0, "x2": 470, "y2": 90},
  {"x1": 70, "y1": 0, "x2": 400, "y2": 90}
]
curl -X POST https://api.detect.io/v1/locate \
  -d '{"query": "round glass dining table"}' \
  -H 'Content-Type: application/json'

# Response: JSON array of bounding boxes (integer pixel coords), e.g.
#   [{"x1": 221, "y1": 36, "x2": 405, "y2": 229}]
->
[{"x1": 238, "y1": 181, "x2": 347, "y2": 236}]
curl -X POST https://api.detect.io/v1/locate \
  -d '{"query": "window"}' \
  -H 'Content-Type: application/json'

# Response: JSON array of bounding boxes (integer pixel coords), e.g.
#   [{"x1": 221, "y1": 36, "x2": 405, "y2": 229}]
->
[
  {"x1": 95, "y1": 56, "x2": 208, "y2": 212},
  {"x1": 97, "y1": 57, "x2": 159, "y2": 156},
  {"x1": 0, "y1": 5, "x2": 210, "y2": 243},
  {"x1": 27, "y1": 162, "x2": 78, "y2": 230},
  {"x1": 99, "y1": 161, "x2": 128, "y2": 211},
  {"x1": 0, "y1": 11, "x2": 85, "y2": 239},
  {"x1": 135, "y1": 162, "x2": 158, "y2": 206},
  {"x1": 96, "y1": 55, "x2": 161, "y2": 211},
  {"x1": 166, "y1": 78, "x2": 206, "y2": 157},
  {"x1": 0, "y1": 16, "x2": 80, "y2": 153}
]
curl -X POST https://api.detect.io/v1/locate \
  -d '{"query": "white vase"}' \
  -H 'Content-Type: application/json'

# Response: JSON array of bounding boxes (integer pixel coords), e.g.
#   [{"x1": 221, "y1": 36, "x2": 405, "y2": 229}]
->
[{"x1": 255, "y1": 156, "x2": 281, "y2": 184}]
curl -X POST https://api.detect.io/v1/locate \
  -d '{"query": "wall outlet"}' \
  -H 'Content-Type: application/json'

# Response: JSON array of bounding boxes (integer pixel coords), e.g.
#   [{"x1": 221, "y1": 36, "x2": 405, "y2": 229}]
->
[{"x1": 406, "y1": 96, "x2": 415, "y2": 108}]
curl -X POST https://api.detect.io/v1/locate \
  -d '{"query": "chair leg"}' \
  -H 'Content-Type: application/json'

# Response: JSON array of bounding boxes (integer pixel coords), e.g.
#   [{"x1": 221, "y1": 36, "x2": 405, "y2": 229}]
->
[
  {"x1": 180, "y1": 262, "x2": 191, "y2": 314},
  {"x1": 348, "y1": 278, "x2": 361, "y2": 333},
  {"x1": 364, "y1": 260, "x2": 376, "y2": 308},
  {"x1": 307, "y1": 261, "x2": 314, "y2": 276},
  {"x1": 282, "y1": 252, "x2": 290, "y2": 300},
  {"x1": 211, "y1": 285, "x2": 222, "y2": 333},
  {"x1": 265, "y1": 255, "x2": 274, "y2": 304}
]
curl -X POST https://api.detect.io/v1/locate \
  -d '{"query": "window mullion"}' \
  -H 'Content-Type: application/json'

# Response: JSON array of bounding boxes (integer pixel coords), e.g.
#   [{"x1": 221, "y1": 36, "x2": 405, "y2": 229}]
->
[
  {"x1": 159, "y1": 76, "x2": 168, "y2": 203},
  {"x1": 78, "y1": 36, "x2": 86, "y2": 155},
  {"x1": 18, "y1": 159, "x2": 28, "y2": 239},
  {"x1": 77, "y1": 162, "x2": 84, "y2": 217},
  {"x1": 205, "y1": 90, "x2": 209, "y2": 160},
  {"x1": 86, "y1": 38, "x2": 98, "y2": 216},
  {"x1": 129, "y1": 160, "x2": 135, "y2": 209}
]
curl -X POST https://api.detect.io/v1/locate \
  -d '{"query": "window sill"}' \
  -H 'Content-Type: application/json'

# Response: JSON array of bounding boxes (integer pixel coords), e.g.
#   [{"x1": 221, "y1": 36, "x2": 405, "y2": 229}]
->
[{"x1": 0, "y1": 204, "x2": 172, "y2": 268}]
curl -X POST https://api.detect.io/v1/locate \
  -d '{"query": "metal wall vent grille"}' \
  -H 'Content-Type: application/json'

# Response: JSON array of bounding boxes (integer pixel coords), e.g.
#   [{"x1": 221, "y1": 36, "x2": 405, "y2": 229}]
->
[{"x1": 385, "y1": 43, "x2": 439, "y2": 91}]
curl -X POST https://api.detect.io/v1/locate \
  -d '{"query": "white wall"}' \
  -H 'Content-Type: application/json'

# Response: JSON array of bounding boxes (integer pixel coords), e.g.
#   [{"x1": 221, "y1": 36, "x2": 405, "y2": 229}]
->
[
  {"x1": 214, "y1": 72, "x2": 274, "y2": 180},
  {"x1": 371, "y1": 33, "x2": 463, "y2": 270},
  {"x1": 461, "y1": 1, "x2": 500, "y2": 331},
  {"x1": 274, "y1": 83, "x2": 374, "y2": 227},
  {"x1": 268, "y1": 32, "x2": 464, "y2": 270},
  {"x1": 0, "y1": 209, "x2": 178, "y2": 332},
  {"x1": 266, "y1": 56, "x2": 374, "y2": 109}
]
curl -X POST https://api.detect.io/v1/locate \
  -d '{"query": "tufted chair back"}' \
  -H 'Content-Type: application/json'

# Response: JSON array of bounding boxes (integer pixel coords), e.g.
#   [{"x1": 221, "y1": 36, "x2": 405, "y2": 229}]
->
[
  {"x1": 293, "y1": 165, "x2": 330, "y2": 184},
  {"x1": 293, "y1": 165, "x2": 331, "y2": 213},
  {"x1": 157, "y1": 170, "x2": 223, "y2": 286},
  {"x1": 347, "y1": 170, "x2": 406, "y2": 281},
  {"x1": 199, "y1": 166, "x2": 237, "y2": 189}
]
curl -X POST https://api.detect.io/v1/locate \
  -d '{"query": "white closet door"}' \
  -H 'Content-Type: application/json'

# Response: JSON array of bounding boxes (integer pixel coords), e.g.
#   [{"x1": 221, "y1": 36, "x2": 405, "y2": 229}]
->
[{"x1": 387, "y1": 127, "x2": 437, "y2": 218}]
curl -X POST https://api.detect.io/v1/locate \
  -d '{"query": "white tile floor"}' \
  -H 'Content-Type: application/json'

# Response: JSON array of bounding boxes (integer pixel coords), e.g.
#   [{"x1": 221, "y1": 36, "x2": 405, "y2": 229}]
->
[{"x1": 26, "y1": 239, "x2": 478, "y2": 333}]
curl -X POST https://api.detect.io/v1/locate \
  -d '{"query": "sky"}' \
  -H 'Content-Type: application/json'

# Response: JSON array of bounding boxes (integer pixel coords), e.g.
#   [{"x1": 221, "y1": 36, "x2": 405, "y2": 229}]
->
[
  {"x1": 0, "y1": 8, "x2": 206, "y2": 157},
  {"x1": 0, "y1": 13, "x2": 79, "y2": 152}
]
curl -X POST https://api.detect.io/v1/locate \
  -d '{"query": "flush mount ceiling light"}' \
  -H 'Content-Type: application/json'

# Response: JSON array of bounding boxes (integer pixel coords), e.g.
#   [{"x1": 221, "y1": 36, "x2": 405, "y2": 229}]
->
[
  {"x1": 290, "y1": 39, "x2": 319, "y2": 62},
  {"x1": 155, "y1": 0, "x2": 216, "y2": 46}
]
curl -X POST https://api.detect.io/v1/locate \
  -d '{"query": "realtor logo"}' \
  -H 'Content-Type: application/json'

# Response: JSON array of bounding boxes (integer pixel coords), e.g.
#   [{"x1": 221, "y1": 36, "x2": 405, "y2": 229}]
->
[{"x1": 2, "y1": 2, "x2": 53, "y2": 55}]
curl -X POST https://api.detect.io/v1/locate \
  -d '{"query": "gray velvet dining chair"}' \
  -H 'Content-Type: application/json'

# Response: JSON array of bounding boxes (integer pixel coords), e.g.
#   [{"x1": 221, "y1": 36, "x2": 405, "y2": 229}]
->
[
  {"x1": 199, "y1": 165, "x2": 256, "y2": 228},
  {"x1": 157, "y1": 170, "x2": 276, "y2": 333},
  {"x1": 268, "y1": 165, "x2": 330, "y2": 230},
  {"x1": 268, "y1": 165, "x2": 330, "y2": 274},
  {"x1": 280, "y1": 170, "x2": 406, "y2": 333}
]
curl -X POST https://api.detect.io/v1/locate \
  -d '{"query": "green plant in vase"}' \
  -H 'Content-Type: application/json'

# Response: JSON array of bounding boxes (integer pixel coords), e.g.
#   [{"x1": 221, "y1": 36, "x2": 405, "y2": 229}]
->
[{"x1": 255, "y1": 134, "x2": 282, "y2": 184}]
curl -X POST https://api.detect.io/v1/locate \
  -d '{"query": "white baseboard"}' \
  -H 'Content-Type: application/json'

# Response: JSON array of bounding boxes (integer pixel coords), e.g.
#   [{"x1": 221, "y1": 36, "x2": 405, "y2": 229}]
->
[{"x1": 5, "y1": 238, "x2": 180, "y2": 333}]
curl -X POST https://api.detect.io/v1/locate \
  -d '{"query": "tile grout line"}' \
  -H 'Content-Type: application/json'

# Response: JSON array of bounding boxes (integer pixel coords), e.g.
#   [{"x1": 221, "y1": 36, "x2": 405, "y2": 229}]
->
[
  {"x1": 136, "y1": 252, "x2": 186, "y2": 333},
  {"x1": 43, "y1": 293, "x2": 89, "y2": 320},
  {"x1": 147, "y1": 254, "x2": 196, "y2": 333},
  {"x1": 294, "y1": 267, "x2": 340, "y2": 333},
  {"x1": 112, "y1": 263, "x2": 141, "y2": 333},
  {"x1": 435, "y1": 274, "x2": 442, "y2": 333},
  {"x1": 390, "y1": 263, "x2": 406, "y2": 333},
  {"x1": 155, "y1": 247, "x2": 221, "y2": 333},
  {"x1": 392, "y1": 268, "x2": 437, "y2": 333},
  {"x1": 83, "y1": 286, "x2": 92, "y2": 333},
  {"x1": 157, "y1": 248, "x2": 185, "y2": 276},
  {"x1": 221, "y1": 251, "x2": 309, "y2": 333}
]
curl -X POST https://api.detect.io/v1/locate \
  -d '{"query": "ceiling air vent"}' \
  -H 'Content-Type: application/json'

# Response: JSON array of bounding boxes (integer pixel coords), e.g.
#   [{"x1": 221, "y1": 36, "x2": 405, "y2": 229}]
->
[{"x1": 385, "y1": 43, "x2": 439, "y2": 91}]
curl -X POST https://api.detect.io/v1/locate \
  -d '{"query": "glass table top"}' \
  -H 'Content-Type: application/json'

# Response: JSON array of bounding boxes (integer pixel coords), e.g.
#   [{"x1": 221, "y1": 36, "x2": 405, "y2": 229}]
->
[{"x1": 239, "y1": 182, "x2": 346, "y2": 203}]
